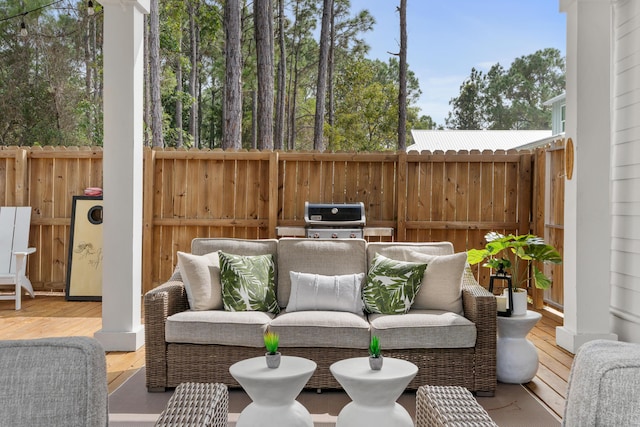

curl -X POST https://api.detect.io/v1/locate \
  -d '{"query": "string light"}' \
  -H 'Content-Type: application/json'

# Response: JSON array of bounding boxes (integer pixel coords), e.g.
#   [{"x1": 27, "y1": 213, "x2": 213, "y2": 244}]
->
[
  {"x1": 87, "y1": 0, "x2": 95, "y2": 16},
  {"x1": 19, "y1": 19, "x2": 27, "y2": 37}
]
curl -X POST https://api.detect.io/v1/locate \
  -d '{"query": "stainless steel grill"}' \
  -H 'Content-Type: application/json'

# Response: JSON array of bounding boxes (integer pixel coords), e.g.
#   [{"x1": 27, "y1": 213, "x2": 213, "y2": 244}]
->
[{"x1": 304, "y1": 202, "x2": 365, "y2": 239}]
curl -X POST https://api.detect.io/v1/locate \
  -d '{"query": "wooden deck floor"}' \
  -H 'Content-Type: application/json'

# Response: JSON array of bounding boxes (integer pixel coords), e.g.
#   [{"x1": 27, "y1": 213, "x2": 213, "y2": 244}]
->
[{"x1": 0, "y1": 294, "x2": 571, "y2": 420}]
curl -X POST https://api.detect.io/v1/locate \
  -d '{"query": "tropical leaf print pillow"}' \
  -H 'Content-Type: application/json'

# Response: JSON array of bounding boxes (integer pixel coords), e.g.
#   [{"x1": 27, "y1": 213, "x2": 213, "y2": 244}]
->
[
  {"x1": 362, "y1": 253, "x2": 427, "y2": 314},
  {"x1": 219, "y1": 252, "x2": 280, "y2": 314}
]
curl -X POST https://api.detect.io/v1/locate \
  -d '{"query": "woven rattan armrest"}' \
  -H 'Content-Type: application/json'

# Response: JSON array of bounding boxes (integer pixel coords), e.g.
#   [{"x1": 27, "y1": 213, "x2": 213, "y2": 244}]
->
[
  {"x1": 461, "y1": 267, "x2": 497, "y2": 396},
  {"x1": 415, "y1": 385, "x2": 498, "y2": 427},
  {"x1": 144, "y1": 280, "x2": 189, "y2": 391},
  {"x1": 155, "y1": 382, "x2": 229, "y2": 427}
]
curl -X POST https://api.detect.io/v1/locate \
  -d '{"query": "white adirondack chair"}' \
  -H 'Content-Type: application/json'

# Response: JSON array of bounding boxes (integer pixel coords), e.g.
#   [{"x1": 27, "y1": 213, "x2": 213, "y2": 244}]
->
[{"x1": 0, "y1": 207, "x2": 36, "y2": 310}]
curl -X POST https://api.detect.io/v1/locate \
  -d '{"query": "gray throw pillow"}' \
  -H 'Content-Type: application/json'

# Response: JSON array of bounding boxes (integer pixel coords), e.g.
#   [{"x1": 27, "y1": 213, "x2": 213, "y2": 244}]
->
[{"x1": 287, "y1": 271, "x2": 365, "y2": 313}]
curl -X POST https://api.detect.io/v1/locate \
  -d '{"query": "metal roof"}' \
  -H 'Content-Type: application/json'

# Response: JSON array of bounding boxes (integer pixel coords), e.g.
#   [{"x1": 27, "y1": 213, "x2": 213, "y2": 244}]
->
[{"x1": 408, "y1": 130, "x2": 553, "y2": 152}]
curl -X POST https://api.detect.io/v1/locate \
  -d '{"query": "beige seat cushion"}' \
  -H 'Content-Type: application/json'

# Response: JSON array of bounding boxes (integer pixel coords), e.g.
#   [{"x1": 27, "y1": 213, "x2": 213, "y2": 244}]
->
[
  {"x1": 165, "y1": 310, "x2": 274, "y2": 347},
  {"x1": 269, "y1": 309, "x2": 370, "y2": 349},
  {"x1": 368, "y1": 309, "x2": 476, "y2": 349},
  {"x1": 277, "y1": 238, "x2": 367, "y2": 307}
]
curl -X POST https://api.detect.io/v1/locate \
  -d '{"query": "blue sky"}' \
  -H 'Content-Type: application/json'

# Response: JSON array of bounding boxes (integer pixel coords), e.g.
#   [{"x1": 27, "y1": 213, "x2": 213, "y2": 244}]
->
[{"x1": 347, "y1": 0, "x2": 567, "y2": 126}]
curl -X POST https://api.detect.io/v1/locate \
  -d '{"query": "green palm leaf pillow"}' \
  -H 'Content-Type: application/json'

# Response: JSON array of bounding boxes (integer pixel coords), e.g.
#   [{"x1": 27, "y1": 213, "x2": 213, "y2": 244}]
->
[
  {"x1": 219, "y1": 252, "x2": 280, "y2": 314},
  {"x1": 363, "y1": 253, "x2": 427, "y2": 314}
]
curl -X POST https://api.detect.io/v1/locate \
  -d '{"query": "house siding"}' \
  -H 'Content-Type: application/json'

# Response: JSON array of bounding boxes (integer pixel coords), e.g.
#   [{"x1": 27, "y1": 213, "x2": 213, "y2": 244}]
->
[{"x1": 611, "y1": 0, "x2": 640, "y2": 342}]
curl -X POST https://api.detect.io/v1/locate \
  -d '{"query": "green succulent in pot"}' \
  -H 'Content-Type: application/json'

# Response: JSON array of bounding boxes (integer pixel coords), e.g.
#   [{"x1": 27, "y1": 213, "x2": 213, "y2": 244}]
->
[
  {"x1": 467, "y1": 232, "x2": 562, "y2": 290},
  {"x1": 264, "y1": 331, "x2": 279, "y2": 355},
  {"x1": 368, "y1": 335, "x2": 383, "y2": 370},
  {"x1": 369, "y1": 335, "x2": 381, "y2": 358}
]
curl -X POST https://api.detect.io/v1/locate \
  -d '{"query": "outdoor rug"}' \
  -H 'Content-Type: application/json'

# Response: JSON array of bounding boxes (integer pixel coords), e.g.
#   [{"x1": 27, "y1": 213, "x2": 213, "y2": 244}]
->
[{"x1": 108, "y1": 368, "x2": 561, "y2": 426}]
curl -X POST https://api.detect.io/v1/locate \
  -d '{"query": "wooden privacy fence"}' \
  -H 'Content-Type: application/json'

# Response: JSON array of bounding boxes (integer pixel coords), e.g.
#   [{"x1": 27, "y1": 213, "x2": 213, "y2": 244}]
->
[{"x1": 0, "y1": 145, "x2": 562, "y2": 297}]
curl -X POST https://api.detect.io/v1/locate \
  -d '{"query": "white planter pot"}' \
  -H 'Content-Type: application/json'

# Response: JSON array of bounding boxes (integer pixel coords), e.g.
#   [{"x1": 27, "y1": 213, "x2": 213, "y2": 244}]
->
[{"x1": 504, "y1": 288, "x2": 528, "y2": 316}]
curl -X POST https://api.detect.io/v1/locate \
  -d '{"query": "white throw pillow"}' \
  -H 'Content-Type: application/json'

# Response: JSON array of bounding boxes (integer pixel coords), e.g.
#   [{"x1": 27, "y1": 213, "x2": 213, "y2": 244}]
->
[
  {"x1": 408, "y1": 251, "x2": 467, "y2": 314},
  {"x1": 176, "y1": 251, "x2": 222, "y2": 311},
  {"x1": 287, "y1": 271, "x2": 365, "y2": 313}
]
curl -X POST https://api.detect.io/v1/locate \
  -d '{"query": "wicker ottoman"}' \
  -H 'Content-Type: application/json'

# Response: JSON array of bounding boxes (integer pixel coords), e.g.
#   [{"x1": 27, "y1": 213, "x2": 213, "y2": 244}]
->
[
  {"x1": 415, "y1": 385, "x2": 498, "y2": 427},
  {"x1": 154, "y1": 382, "x2": 228, "y2": 427}
]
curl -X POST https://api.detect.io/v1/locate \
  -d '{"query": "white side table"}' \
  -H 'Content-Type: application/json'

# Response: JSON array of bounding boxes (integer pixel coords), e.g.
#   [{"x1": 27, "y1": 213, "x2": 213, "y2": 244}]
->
[
  {"x1": 229, "y1": 355, "x2": 317, "y2": 427},
  {"x1": 496, "y1": 310, "x2": 542, "y2": 383},
  {"x1": 330, "y1": 357, "x2": 418, "y2": 427}
]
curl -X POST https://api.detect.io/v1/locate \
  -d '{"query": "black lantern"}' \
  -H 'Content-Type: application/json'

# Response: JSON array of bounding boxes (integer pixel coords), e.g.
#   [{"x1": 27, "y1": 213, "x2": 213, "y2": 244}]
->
[{"x1": 489, "y1": 270, "x2": 513, "y2": 317}]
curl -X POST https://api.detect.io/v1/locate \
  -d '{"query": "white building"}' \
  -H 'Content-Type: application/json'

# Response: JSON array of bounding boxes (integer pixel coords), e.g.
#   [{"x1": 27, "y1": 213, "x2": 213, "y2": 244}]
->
[{"x1": 408, "y1": 130, "x2": 553, "y2": 152}]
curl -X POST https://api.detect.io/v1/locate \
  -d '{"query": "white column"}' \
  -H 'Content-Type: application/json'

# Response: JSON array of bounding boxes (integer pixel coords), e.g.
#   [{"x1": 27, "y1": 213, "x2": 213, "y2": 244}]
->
[
  {"x1": 94, "y1": 0, "x2": 149, "y2": 351},
  {"x1": 557, "y1": 0, "x2": 617, "y2": 353}
]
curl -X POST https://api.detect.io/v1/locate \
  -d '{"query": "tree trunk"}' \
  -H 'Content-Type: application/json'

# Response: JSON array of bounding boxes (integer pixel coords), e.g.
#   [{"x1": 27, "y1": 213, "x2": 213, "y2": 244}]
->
[
  {"x1": 314, "y1": 0, "x2": 333, "y2": 152},
  {"x1": 175, "y1": 23, "x2": 184, "y2": 148},
  {"x1": 287, "y1": 1, "x2": 300, "y2": 151},
  {"x1": 149, "y1": 0, "x2": 164, "y2": 147},
  {"x1": 327, "y1": 2, "x2": 335, "y2": 151},
  {"x1": 188, "y1": 0, "x2": 200, "y2": 148},
  {"x1": 251, "y1": 90, "x2": 257, "y2": 149},
  {"x1": 397, "y1": 0, "x2": 407, "y2": 150},
  {"x1": 254, "y1": 0, "x2": 274, "y2": 150},
  {"x1": 143, "y1": 16, "x2": 151, "y2": 147},
  {"x1": 274, "y1": 0, "x2": 286, "y2": 150},
  {"x1": 223, "y1": 0, "x2": 242, "y2": 150},
  {"x1": 84, "y1": 13, "x2": 92, "y2": 141}
]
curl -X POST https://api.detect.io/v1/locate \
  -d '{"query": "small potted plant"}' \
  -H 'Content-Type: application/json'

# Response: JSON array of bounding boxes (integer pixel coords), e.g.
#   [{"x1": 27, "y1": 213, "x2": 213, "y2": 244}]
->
[
  {"x1": 369, "y1": 335, "x2": 383, "y2": 370},
  {"x1": 467, "y1": 232, "x2": 562, "y2": 315},
  {"x1": 264, "y1": 331, "x2": 281, "y2": 369}
]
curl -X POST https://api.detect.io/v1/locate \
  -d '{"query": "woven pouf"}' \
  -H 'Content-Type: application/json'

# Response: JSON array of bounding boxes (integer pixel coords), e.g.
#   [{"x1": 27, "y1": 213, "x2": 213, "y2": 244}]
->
[
  {"x1": 415, "y1": 385, "x2": 498, "y2": 427},
  {"x1": 155, "y1": 382, "x2": 228, "y2": 427}
]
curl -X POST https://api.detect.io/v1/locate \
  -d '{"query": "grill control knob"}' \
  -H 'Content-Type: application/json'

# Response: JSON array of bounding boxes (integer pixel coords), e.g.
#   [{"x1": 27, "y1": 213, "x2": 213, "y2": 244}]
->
[
  {"x1": 350, "y1": 233, "x2": 357, "y2": 238},
  {"x1": 313, "y1": 233, "x2": 320, "y2": 239},
  {"x1": 331, "y1": 207, "x2": 338, "y2": 214},
  {"x1": 331, "y1": 233, "x2": 338, "y2": 238}
]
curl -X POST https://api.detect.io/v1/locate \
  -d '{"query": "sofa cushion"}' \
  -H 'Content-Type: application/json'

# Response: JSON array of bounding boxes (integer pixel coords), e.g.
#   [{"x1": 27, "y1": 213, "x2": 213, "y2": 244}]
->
[
  {"x1": 269, "y1": 310, "x2": 370, "y2": 349},
  {"x1": 165, "y1": 310, "x2": 274, "y2": 347},
  {"x1": 366, "y1": 242, "x2": 454, "y2": 266},
  {"x1": 219, "y1": 252, "x2": 279, "y2": 314},
  {"x1": 409, "y1": 251, "x2": 467, "y2": 314},
  {"x1": 176, "y1": 251, "x2": 222, "y2": 311},
  {"x1": 277, "y1": 238, "x2": 367, "y2": 307},
  {"x1": 287, "y1": 271, "x2": 365, "y2": 313},
  {"x1": 368, "y1": 309, "x2": 476, "y2": 349},
  {"x1": 362, "y1": 253, "x2": 427, "y2": 315},
  {"x1": 192, "y1": 238, "x2": 279, "y2": 258}
]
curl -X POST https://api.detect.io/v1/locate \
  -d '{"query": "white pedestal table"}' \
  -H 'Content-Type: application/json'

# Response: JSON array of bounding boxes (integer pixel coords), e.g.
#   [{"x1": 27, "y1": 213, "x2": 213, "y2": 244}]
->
[
  {"x1": 229, "y1": 355, "x2": 317, "y2": 427},
  {"x1": 496, "y1": 310, "x2": 542, "y2": 383},
  {"x1": 330, "y1": 357, "x2": 418, "y2": 427}
]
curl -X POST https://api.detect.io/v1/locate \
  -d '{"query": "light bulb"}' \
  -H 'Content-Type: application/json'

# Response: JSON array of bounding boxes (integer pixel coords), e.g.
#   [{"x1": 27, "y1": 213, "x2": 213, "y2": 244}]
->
[
  {"x1": 87, "y1": 0, "x2": 95, "y2": 16},
  {"x1": 19, "y1": 20, "x2": 27, "y2": 37}
]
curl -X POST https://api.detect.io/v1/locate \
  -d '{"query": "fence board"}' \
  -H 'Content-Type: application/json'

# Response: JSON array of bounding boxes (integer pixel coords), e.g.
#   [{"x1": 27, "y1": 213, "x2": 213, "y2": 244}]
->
[{"x1": 1, "y1": 147, "x2": 555, "y2": 294}]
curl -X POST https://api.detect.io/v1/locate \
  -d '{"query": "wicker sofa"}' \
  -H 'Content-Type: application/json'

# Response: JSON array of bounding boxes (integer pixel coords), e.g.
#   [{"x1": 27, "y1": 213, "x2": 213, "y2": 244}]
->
[{"x1": 144, "y1": 238, "x2": 496, "y2": 395}]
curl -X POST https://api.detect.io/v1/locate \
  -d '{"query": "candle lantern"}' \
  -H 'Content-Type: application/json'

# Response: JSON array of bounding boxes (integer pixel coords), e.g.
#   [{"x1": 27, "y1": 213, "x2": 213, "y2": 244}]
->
[{"x1": 489, "y1": 269, "x2": 513, "y2": 317}]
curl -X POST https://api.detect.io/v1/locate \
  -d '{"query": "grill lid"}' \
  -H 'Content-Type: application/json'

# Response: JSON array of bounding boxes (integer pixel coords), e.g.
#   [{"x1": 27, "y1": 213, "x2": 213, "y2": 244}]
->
[{"x1": 304, "y1": 202, "x2": 365, "y2": 227}]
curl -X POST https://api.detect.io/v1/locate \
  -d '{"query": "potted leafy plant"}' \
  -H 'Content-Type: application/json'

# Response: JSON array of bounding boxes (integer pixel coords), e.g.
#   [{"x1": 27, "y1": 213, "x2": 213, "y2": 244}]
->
[
  {"x1": 467, "y1": 232, "x2": 562, "y2": 315},
  {"x1": 369, "y1": 335, "x2": 383, "y2": 370},
  {"x1": 264, "y1": 331, "x2": 281, "y2": 369}
]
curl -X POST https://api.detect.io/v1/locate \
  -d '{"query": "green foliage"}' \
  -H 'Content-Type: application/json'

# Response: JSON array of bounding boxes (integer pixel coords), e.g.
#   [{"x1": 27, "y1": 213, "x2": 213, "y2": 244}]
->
[
  {"x1": 0, "y1": 1, "x2": 564, "y2": 151},
  {"x1": 369, "y1": 335, "x2": 381, "y2": 357},
  {"x1": 467, "y1": 232, "x2": 562, "y2": 289},
  {"x1": 264, "y1": 332, "x2": 279, "y2": 354},
  {"x1": 446, "y1": 48, "x2": 565, "y2": 130}
]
